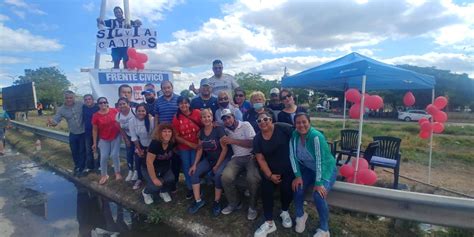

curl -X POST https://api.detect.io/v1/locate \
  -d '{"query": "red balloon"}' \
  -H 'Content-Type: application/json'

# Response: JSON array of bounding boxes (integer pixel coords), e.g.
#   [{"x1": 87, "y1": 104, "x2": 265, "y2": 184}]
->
[
  {"x1": 403, "y1": 91, "x2": 416, "y2": 107},
  {"x1": 366, "y1": 95, "x2": 384, "y2": 110},
  {"x1": 434, "y1": 111, "x2": 448, "y2": 123},
  {"x1": 351, "y1": 157, "x2": 369, "y2": 171},
  {"x1": 126, "y1": 58, "x2": 137, "y2": 70},
  {"x1": 420, "y1": 121, "x2": 432, "y2": 133},
  {"x1": 345, "y1": 89, "x2": 361, "y2": 103},
  {"x1": 358, "y1": 169, "x2": 377, "y2": 185},
  {"x1": 136, "y1": 63, "x2": 145, "y2": 70},
  {"x1": 432, "y1": 122, "x2": 445, "y2": 133},
  {"x1": 346, "y1": 176, "x2": 354, "y2": 183},
  {"x1": 136, "y1": 53, "x2": 148, "y2": 63},
  {"x1": 339, "y1": 164, "x2": 355, "y2": 178},
  {"x1": 349, "y1": 103, "x2": 362, "y2": 119},
  {"x1": 434, "y1": 96, "x2": 448, "y2": 110},
  {"x1": 419, "y1": 131, "x2": 430, "y2": 139},
  {"x1": 418, "y1": 117, "x2": 429, "y2": 125},
  {"x1": 127, "y1": 48, "x2": 137, "y2": 58},
  {"x1": 426, "y1": 104, "x2": 439, "y2": 115}
]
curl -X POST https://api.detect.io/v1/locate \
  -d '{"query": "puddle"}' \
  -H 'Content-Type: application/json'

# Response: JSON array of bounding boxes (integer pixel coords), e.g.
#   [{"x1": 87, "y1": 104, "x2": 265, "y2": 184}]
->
[{"x1": 17, "y1": 162, "x2": 184, "y2": 237}]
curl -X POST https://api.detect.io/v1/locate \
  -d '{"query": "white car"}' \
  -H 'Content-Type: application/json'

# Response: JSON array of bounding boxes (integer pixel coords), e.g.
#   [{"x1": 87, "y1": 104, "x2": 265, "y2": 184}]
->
[{"x1": 398, "y1": 110, "x2": 431, "y2": 122}]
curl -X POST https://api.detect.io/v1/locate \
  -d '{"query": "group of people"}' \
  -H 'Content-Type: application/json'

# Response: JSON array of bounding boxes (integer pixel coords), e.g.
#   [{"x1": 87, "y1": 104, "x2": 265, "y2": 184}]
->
[{"x1": 50, "y1": 59, "x2": 337, "y2": 237}]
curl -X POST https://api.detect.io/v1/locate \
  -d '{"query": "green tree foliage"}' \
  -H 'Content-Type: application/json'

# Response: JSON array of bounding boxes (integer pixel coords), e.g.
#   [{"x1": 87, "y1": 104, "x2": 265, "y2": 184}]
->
[
  {"x1": 14, "y1": 67, "x2": 71, "y2": 108},
  {"x1": 180, "y1": 89, "x2": 195, "y2": 99}
]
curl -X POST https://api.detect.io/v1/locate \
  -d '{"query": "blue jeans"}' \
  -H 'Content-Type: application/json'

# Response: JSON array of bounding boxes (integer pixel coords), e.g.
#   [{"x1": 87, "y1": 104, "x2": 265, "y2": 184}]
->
[
  {"x1": 190, "y1": 157, "x2": 230, "y2": 189},
  {"x1": 294, "y1": 166, "x2": 337, "y2": 231},
  {"x1": 84, "y1": 132, "x2": 98, "y2": 169},
  {"x1": 179, "y1": 149, "x2": 196, "y2": 190},
  {"x1": 69, "y1": 133, "x2": 86, "y2": 172}
]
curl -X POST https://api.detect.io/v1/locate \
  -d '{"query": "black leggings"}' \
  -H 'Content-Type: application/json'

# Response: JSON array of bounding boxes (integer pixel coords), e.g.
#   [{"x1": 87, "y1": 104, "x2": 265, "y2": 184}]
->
[{"x1": 261, "y1": 171, "x2": 294, "y2": 221}]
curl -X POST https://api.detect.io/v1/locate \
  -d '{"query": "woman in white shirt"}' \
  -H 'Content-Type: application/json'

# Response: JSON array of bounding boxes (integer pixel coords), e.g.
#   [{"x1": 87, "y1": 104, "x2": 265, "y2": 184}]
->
[{"x1": 116, "y1": 97, "x2": 137, "y2": 182}]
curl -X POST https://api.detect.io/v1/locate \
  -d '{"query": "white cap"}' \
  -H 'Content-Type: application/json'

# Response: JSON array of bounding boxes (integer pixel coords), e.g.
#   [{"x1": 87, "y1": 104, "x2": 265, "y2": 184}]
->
[
  {"x1": 220, "y1": 108, "x2": 233, "y2": 119},
  {"x1": 270, "y1": 88, "x2": 280, "y2": 95}
]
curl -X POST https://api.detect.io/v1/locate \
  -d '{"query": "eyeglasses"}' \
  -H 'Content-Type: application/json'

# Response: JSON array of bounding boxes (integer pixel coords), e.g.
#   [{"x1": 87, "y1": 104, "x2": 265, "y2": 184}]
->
[
  {"x1": 280, "y1": 94, "x2": 292, "y2": 100},
  {"x1": 235, "y1": 94, "x2": 245, "y2": 97},
  {"x1": 256, "y1": 117, "x2": 271, "y2": 124},
  {"x1": 98, "y1": 101, "x2": 108, "y2": 105},
  {"x1": 218, "y1": 97, "x2": 229, "y2": 101}
]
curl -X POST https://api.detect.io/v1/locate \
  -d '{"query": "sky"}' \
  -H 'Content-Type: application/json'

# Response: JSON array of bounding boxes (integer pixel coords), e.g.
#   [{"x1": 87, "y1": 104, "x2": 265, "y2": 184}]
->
[{"x1": 0, "y1": 0, "x2": 473, "y2": 94}]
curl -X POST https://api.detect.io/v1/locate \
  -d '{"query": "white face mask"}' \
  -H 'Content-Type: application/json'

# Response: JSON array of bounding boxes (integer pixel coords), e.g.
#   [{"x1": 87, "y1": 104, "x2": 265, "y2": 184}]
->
[{"x1": 253, "y1": 103, "x2": 264, "y2": 110}]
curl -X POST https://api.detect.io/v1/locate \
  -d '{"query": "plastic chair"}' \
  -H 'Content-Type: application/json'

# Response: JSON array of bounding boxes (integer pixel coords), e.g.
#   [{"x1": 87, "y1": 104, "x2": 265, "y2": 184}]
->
[
  {"x1": 369, "y1": 136, "x2": 402, "y2": 189},
  {"x1": 334, "y1": 129, "x2": 359, "y2": 165}
]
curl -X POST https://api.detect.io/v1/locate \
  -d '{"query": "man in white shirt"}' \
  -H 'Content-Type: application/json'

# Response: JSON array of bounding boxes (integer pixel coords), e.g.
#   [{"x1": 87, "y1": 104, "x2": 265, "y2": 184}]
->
[
  {"x1": 220, "y1": 109, "x2": 261, "y2": 221},
  {"x1": 189, "y1": 59, "x2": 240, "y2": 97}
]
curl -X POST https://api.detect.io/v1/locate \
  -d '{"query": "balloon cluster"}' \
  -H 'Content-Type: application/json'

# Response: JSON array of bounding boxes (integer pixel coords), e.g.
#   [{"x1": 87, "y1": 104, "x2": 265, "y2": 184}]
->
[
  {"x1": 126, "y1": 48, "x2": 148, "y2": 70},
  {"x1": 345, "y1": 88, "x2": 384, "y2": 119},
  {"x1": 339, "y1": 158, "x2": 377, "y2": 185},
  {"x1": 418, "y1": 96, "x2": 448, "y2": 139}
]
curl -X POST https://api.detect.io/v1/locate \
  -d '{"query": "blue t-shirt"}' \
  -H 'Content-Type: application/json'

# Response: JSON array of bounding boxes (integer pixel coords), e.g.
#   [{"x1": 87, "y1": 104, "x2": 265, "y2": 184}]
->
[
  {"x1": 155, "y1": 94, "x2": 179, "y2": 124},
  {"x1": 191, "y1": 96, "x2": 218, "y2": 114},
  {"x1": 238, "y1": 101, "x2": 252, "y2": 115},
  {"x1": 83, "y1": 104, "x2": 99, "y2": 134}
]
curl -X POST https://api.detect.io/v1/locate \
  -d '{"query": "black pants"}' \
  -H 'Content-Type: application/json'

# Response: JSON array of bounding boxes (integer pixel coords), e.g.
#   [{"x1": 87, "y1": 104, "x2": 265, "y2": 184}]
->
[
  {"x1": 261, "y1": 171, "x2": 294, "y2": 221},
  {"x1": 170, "y1": 156, "x2": 181, "y2": 191},
  {"x1": 141, "y1": 165, "x2": 175, "y2": 194}
]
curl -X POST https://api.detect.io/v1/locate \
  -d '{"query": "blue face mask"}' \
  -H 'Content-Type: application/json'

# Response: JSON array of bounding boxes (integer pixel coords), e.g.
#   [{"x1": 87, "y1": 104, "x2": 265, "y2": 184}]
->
[{"x1": 253, "y1": 103, "x2": 264, "y2": 110}]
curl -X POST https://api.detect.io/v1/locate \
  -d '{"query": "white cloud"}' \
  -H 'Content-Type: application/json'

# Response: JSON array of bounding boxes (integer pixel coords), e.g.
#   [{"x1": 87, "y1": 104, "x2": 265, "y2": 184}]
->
[
  {"x1": 4, "y1": 0, "x2": 28, "y2": 8},
  {"x1": 12, "y1": 10, "x2": 25, "y2": 19},
  {"x1": 82, "y1": 2, "x2": 95, "y2": 12},
  {"x1": 105, "y1": 0, "x2": 183, "y2": 23},
  {"x1": 0, "y1": 23, "x2": 63, "y2": 52},
  {"x1": 5, "y1": 0, "x2": 46, "y2": 15},
  {"x1": 0, "y1": 14, "x2": 10, "y2": 21},
  {"x1": 0, "y1": 56, "x2": 31, "y2": 64}
]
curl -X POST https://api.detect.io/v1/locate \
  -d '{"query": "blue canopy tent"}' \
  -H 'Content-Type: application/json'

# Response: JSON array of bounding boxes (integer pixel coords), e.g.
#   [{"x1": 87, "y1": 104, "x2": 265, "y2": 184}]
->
[{"x1": 282, "y1": 52, "x2": 436, "y2": 184}]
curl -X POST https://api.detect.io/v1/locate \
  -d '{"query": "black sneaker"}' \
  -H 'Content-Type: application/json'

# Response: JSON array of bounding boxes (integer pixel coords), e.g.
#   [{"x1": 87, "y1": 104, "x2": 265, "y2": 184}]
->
[
  {"x1": 185, "y1": 190, "x2": 193, "y2": 200},
  {"x1": 188, "y1": 200, "x2": 206, "y2": 214},
  {"x1": 212, "y1": 201, "x2": 221, "y2": 217}
]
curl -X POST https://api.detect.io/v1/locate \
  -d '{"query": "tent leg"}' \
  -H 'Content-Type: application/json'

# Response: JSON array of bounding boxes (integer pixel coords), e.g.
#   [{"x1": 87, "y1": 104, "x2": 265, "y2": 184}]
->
[
  {"x1": 428, "y1": 88, "x2": 435, "y2": 184},
  {"x1": 353, "y1": 75, "x2": 366, "y2": 184},
  {"x1": 343, "y1": 93, "x2": 347, "y2": 129}
]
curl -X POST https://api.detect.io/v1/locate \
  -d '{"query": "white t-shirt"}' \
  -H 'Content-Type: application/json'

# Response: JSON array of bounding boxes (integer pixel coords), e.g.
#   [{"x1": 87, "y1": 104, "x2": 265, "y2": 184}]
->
[
  {"x1": 225, "y1": 121, "x2": 255, "y2": 158},
  {"x1": 208, "y1": 74, "x2": 239, "y2": 97},
  {"x1": 115, "y1": 108, "x2": 135, "y2": 136},
  {"x1": 129, "y1": 116, "x2": 155, "y2": 147}
]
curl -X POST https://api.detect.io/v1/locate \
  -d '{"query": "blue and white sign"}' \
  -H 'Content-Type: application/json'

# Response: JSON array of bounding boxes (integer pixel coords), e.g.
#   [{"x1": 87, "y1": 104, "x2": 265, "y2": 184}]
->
[{"x1": 96, "y1": 27, "x2": 157, "y2": 52}]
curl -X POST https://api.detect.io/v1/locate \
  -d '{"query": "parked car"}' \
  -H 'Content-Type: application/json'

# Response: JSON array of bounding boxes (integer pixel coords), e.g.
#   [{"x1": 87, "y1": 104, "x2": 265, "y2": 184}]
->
[{"x1": 398, "y1": 110, "x2": 431, "y2": 122}]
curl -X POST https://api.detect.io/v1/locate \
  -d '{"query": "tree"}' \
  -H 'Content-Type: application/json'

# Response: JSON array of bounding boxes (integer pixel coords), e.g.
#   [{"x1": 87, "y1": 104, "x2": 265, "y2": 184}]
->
[
  {"x1": 14, "y1": 67, "x2": 71, "y2": 109},
  {"x1": 180, "y1": 89, "x2": 194, "y2": 99}
]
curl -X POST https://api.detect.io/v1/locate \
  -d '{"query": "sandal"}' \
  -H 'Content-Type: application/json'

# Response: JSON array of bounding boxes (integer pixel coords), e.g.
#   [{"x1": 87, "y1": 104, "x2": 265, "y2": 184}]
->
[
  {"x1": 115, "y1": 173, "x2": 123, "y2": 181},
  {"x1": 99, "y1": 175, "x2": 109, "y2": 185}
]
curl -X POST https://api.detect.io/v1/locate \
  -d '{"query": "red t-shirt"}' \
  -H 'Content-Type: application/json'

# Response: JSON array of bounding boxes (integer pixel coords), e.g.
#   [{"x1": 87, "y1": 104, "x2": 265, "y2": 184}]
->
[
  {"x1": 92, "y1": 108, "x2": 120, "y2": 141},
  {"x1": 172, "y1": 109, "x2": 201, "y2": 150}
]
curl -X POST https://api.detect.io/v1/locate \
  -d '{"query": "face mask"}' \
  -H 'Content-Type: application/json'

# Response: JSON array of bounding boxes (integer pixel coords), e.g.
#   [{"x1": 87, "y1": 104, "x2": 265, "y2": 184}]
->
[
  {"x1": 253, "y1": 103, "x2": 264, "y2": 110},
  {"x1": 226, "y1": 121, "x2": 237, "y2": 131},
  {"x1": 219, "y1": 102, "x2": 229, "y2": 108},
  {"x1": 145, "y1": 97, "x2": 155, "y2": 104}
]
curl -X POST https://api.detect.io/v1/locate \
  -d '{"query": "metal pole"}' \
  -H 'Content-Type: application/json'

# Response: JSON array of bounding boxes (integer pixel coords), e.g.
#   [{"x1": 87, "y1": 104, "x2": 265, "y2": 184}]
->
[
  {"x1": 343, "y1": 92, "x2": 347, "y2": 129},
  {"x1": 428, "y1": 88, "x2": 435, "y2": 184},
  {"x1": 353, "y1": 75, "x2": 366, "y2": 183},
  {"x1": 123, "y1": 0, "x2": 130, "y2": 26},
  {"x1": 94, "y1": 0, "x2": 107, "y2": 69}
]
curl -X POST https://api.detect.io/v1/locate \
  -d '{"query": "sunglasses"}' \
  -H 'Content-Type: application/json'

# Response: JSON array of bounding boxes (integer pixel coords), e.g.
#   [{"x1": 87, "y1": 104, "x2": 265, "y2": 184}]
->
[
  {"x1": 98, "y1": 101, "x2": 108, "y2": 105},
  {"x1": 218, "y1": 97, "x2": 229, "y2": 101},
  {"x1": 256, "y1": 117, "x2": 271, "y2": 124},
  {"x1": 281, "y1": 94, "x2": 292, "y2": 100},
  {"x1": 235, "y1": 94, "x2": 245, "y2": 97}
]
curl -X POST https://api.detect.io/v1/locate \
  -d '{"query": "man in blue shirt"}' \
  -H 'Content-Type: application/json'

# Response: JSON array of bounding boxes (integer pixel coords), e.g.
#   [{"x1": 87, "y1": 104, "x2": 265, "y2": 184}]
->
[
  {"x1": 82, "y1": 94, "x2": 99, "y2": 172},
  {"x1": 154, "y1": 80, "x2": 179, "y2": 125},
  {"x1": 190, "y1": 78, "x2": 218, "y2": 114}
]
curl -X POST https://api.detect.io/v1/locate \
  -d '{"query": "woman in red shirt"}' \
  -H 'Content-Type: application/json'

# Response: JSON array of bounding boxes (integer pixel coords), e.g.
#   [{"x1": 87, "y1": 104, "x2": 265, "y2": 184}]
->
[
  {"x1": 172, "y1": 96, "x2": 201, "y2": 199},
  {"x1": 92, "y1": 97, "x2": 122, "y2": 185}
]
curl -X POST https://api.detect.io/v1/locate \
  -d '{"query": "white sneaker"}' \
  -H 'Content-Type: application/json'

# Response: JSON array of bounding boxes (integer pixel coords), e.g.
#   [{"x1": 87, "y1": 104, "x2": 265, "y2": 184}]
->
[
  {"x1": 254, "y1": 221, "x2": 276, "y2": 237},
  {"x1": 159, "y1": 192, "x2": 172, "y2": 203},
  {"x1": 131, "y1": 170, "x2": 138, "y2": 181},
  {"x1": 313, "y1": 228, "x2": 330, "y2": 237},
  {"x1": 295, "y1": 212, "x2": 308, "y2": 233},
  {"x1": 247, "y1": 207, "x2": 258, "y2": 221},
  {"x1": 280, "y1": 210, "x2": 292, "y2": 228},
  {"x1": 142, "y1": 189, "x2": 153, "y2": 205},
  {"x1": 125, "y1": 170, "x2": 133, "y2": 181}
]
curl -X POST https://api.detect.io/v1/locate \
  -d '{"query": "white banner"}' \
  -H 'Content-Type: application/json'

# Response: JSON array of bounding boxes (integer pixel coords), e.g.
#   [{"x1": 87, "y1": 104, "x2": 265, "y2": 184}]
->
[
  {"x1": 96, "y1": 27, "x2": 157, "y2": 53},
  {"x1": 88, "y1": 69, "x2": 174, "y2": 105}
]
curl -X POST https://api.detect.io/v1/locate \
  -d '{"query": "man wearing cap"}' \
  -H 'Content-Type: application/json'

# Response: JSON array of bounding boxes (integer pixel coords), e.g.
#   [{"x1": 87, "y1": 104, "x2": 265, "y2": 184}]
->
[
  {"x1": 215, "y1": 91, "x2": 242, "y2": 125},
  {"x1": 220, "y1": 109, "x2": 261, "y2": 220},
  {"x1": 266, "y1": 88, "x2": 284, "y2": 111},
  {"x1": 142, "y1": 83, "x2": 157, "y2": 116},
  {"x1": 190, "y1": 78, "x2": 219, "y2": 114}
]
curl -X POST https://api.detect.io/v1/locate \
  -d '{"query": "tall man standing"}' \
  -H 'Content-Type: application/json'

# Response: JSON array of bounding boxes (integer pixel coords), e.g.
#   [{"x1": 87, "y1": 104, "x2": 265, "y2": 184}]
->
[
  {"x1": 189, "y1": 60, "x2": 240, "y2": 97},
  {"x1": 48, "y1": 91, "x2": 86, "y2": 176}
]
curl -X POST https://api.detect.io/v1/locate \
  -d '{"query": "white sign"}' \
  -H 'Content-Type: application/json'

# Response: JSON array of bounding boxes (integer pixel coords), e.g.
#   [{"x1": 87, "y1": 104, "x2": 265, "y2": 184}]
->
[
  {"x1": 96, "y1": 27, "x2": 157, "y2": 52},
  {"x1": 88, "y1": 69, "x2": 174, "y2": 104}
]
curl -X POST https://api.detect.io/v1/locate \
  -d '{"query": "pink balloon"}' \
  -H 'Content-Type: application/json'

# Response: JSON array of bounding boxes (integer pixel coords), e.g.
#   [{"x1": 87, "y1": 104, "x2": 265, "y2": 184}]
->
[
  {"x1": 351, "y1": 157, "x2": 369, "y2": 171},
  {"x1": 434, "y1": 96, "x2": 448, "y2": 110},
  {"x1": 349, "y1": 103, "x2": 362, "y2": 119},
  {"x1": 126, "y1": 58, "x2": 137, "y2": 70},
  {"x1": 419, "y1": 131, "x2": 430, "y2": 139},
  {"x1": 434, "y1": 111, "x2": 448, "y2": 123},
  {"x1": 127, "y1": 48, "x2": 137, "y2": 58},
  {"x1": 367, "y1": 95, "x2": 384, "y2": 110},
  {"x1": 432, "y1": 122, "x2": 445, "y2": 133},
  {"x1": 346, "y1": 176, "x2": 354, "y2": 183},
  {"x1": 418, "y1": 117, "x2": 429, "y2": 125},
  {"x1": 358, "y1": 169, "x2": 377, "y2": 186},
  {"x1": 403, "y1": 91, "x2": 416, "y2": 107},
  {"x1": 136, "y1": 63, "x2": 145, "y2": 70},
  {"x1": 420, "y1": 121, "x2": 432, "y2": 133},
  {"x1": 345, "y1": 89, "x2": 361, "y2": 103},
  {"x1": 339, "y1": 164, "x2": 355, "y2": 178},
  {"x1": 136, "y1": 53, "x2": 148, "y2": 63},
  {"x1": 426, "y1": 104, "x2": 439, "y2": 115}
]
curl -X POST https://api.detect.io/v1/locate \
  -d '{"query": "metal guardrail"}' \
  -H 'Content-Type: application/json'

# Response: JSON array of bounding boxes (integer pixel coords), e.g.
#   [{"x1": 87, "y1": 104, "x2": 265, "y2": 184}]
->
[{"x1": 11, "y1": 120, "x2": 474, "y2": 229}]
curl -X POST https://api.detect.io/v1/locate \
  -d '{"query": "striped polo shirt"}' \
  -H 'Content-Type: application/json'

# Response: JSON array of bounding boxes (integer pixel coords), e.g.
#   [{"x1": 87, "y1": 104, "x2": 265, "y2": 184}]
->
[{"x1": 155, "y1": 94, "x2": 179, "y2": 124}]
